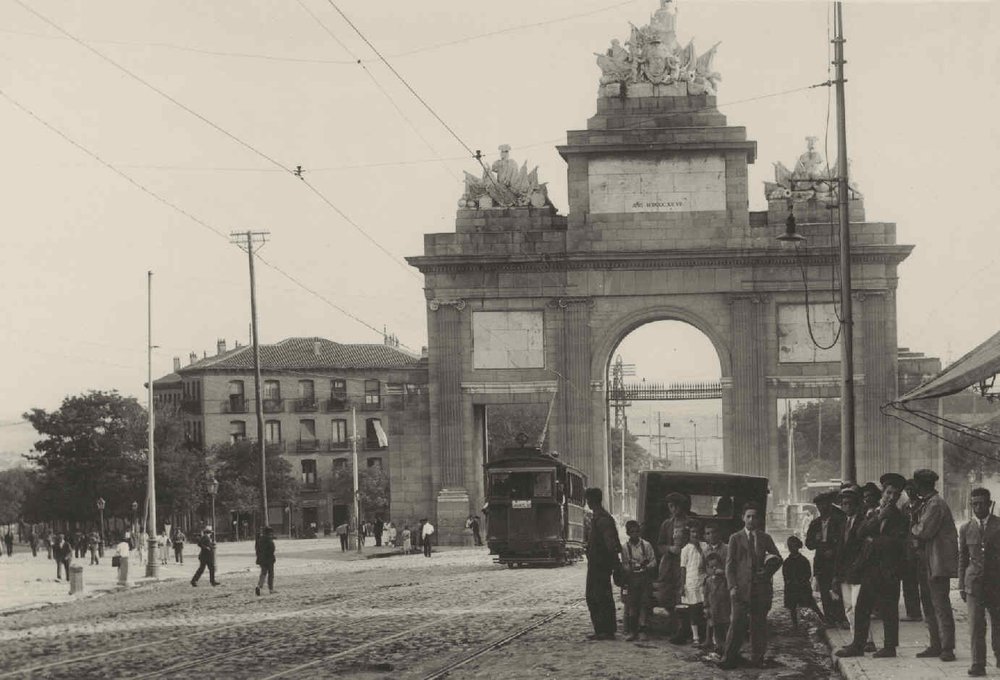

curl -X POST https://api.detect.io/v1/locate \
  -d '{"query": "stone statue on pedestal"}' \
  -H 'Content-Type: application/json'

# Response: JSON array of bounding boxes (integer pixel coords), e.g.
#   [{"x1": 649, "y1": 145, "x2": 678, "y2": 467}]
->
[{"x1": 460, "y1": 145, "x2": 550, "y2": 210}]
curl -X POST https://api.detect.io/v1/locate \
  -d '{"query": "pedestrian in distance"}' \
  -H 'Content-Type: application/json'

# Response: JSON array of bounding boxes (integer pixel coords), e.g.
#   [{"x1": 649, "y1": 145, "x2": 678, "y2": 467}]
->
[
  {"x1": 88, "y1": 531, "x2": 100, "y2": 565},
  {"x1": 783, "y1": 535, "x2": 824, "y2": 630},
  {"x1": 412, "y1": 521, "x2": 422, "y2": 554},
  {"x1": 703, "y1": 550, "x2": 730, "y2": 657},
  {"x1": 255, "y1": 526, "x2": 276, "y2": 596},
  {"x1": 335, "y1": 521, "x2": 349, "y2": 551},
  {"x1": 158, "y1": 530, "x2": 169, "y2": 565},
  {"x1": 832, "y1": 486, "x2": 866, "y2": 640},
  {"x1": 401, "y1": 525, "x2": 412, "y2": 554},
  {"x1": 910, "y1": 468, "x2": 959, "y2": 662},
  {"x1": 805, "y1": 491, "x2": 848, "y2": 627},
  {"x1": 676, "y1": 520, "x2": 708, "y2": 646},
  {"x1": 45, "y1": 531, "x2": 53, "y2": 560},
  {"x1": 114, "y1": 533, "x2": 131, "y2": 586},
  {"x1": 173, "y1": 528, "x2": 186, "y2": 564},
  {"x1": 28, "y1": 529, "x2": 38, "y2": 558},
  {"x1": 837, "y1": 473, "x2": 909, "y2": 659},
  {"x1": 52, "y1": 533, "x2": 72, "y2": 580},
  {"x1": 4, "y1": 530, "x2": 14, "y2": 556},
  {"x1": 386, "y1": 521, "x2": 396, "y2": 547},
  {"x1": 583, "y1": 487, "x2": 623, "y2": 641},
  {"x1": 620, "y1": 519, "x2": 655, "y2": 641},
  {"x1": 421, "y1": 518, "x2": 435, "y2": 557},
  {"x1": 374, "y1": 516, "x2": 384, "y2": 547},
  {"x1": 191, "y1": 527, "x2": 219, "y2": 587},
  {"x1": 718, "y1": 501, "x2": 783, "y2": 670},
  {"x1": 959, "y1": 487, "x2": 1000, "y2": 676},
  {"x1": 469, "y1": 515, "x2": 483, "y2": 546}
]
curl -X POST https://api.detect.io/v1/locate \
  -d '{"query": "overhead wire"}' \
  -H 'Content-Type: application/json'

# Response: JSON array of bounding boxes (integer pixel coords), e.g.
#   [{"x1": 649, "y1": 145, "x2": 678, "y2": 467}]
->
[{"x1": 881, "y1": 402, "x2": 1000, "y2": 466}]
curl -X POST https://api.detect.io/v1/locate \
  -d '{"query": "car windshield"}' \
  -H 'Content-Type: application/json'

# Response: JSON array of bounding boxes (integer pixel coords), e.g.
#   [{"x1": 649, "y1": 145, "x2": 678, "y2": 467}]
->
[{"x1": 686, "y1": 494, "x2": 736, "y2": 518}]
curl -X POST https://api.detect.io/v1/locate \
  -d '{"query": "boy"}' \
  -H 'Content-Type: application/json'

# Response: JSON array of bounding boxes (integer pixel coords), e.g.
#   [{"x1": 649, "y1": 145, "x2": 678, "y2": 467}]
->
[
  {"x1": 621, "y1": 520, "x2": 656, "y2": 641},
  {"x1": 704, "y1": 550, "x2": 731, "y2": 655},
  {"x1": 782, "y1": 535, "x2": 824, "y2": 628}
]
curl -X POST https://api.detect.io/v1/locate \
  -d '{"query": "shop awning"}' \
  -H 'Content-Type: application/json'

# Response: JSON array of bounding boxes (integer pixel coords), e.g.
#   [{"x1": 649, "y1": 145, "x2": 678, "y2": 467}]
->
[{"x1": 899, "y1": 329, "x2": 1000, "y2": 403}]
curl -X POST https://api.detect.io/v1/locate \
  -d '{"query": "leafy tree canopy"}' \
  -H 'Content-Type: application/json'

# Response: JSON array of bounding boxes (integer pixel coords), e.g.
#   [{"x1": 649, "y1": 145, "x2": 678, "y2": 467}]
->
[
  {"x1": 0, "y1": 467, "x2": 37, "y2": 524},
  {"x1": 210, "y1": 440, "x2": 299, "y2": 515},
  {"x1": 329, "y1": 459, "x2": 390, "y2": 521}
]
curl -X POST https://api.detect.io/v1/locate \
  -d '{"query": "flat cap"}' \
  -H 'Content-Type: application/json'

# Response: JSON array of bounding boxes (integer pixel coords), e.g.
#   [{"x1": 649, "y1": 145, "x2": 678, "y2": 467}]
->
[
  {"x1": 879, "y1": 472, "x2": 906, "y2": 490},
  {"x1": 861, "y1": 482, "x2": 882, "y2": 497},
  {"x1": 838, "y1": 485, "x2": 860, "y2": 499},
  {"x1": 812, "y1": 491, "x2": 836, "y2": 504},
  {"x1": 913, "y1": 468, "x2": 939, "y2": 484},
  {"x1": 665, "y1": 491, "x2": 689, "y2": 506}
]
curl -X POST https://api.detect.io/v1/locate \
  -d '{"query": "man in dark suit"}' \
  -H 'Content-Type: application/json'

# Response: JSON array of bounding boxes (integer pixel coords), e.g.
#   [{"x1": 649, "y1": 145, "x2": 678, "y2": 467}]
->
[
  {"x1": 584, "y1": 487, "x2": 622, "y2": 640},
  {"x1": 960, "y1": 487, "x2": 1000, "y2": 676},
  {"x1": 835, "y1": 473, "x2": 909, "y2": 658},
  {"x1": 911, "y1": 468, "x2": 958, "y2": 662},
  {"x1": 719, "y1": 502, "x2": 782, "y2": 670},
  {"x1": 190, "y1": 527, "x2": 219, "y2": 587},
  {"x1": 805, "y1": 491, "x2": 848, "y2": 626},
  {"x1": 832, "y1": 486, "x2": 866, "y2": 640}
]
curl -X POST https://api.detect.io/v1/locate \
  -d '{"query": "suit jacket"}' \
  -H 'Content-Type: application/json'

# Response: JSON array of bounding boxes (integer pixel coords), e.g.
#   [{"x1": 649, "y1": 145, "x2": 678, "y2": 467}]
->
[
  {"x1": 586, "y1": 507, "x2": 621, "y2": 573},
  {"x1": 725, "y1": 529, "x2": 782, "y2": 604},
  {"x1": 912, "y1": 492, "x2": 959, "y2": 578},
  {"x1": 834, "y1": 512, "x2": 866, "y2": 584},
  {"x1": 959, "y1": 514, "x2": 1000, "y2": 606},
  {"x1": 805, "y1": 512, "x2": 845, "y2": 579},
  {"x1": 855, "y1": 504, "x2": 908, "y2": 582}
]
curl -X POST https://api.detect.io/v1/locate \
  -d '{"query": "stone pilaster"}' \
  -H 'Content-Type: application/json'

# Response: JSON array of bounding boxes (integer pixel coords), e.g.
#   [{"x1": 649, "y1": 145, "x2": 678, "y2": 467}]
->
[
  {"x1": 729, "y1": 295, "x2": 771, "y2": 477},
  {"x1": 859, "y1": 291, "x2": 897, "y2": 482},
  {"x1": 552, "y1": 298, "x2": 596, "y2": 483}
]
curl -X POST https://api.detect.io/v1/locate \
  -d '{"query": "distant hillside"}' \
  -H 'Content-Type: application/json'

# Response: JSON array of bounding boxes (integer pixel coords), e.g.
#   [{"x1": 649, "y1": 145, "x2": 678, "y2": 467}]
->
[{"x1": 0, "y1": 449, "x2": 31, "y2": 471}]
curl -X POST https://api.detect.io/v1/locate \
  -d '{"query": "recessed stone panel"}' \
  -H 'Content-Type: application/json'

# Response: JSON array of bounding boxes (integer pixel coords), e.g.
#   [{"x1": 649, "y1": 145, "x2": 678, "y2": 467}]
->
[
  {"x1": 777, "y1": 303, "x2": 841, "y2": 363},
  {"x1": 473, "y1": 311, "x2": 544, "y2": 369},
  {"x1": 588, "y1": 156, "x2": 726, "y2": 214}
]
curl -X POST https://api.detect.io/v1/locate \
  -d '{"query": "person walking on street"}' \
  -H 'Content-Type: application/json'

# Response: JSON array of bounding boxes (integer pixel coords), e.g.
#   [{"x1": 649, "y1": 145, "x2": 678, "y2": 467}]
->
[
  {"x1": 28, "y1": 529, "x2": 38, "y2": 558},
  {"x1": 584, "y1": 487, "x2": 623, "y2": 641},
  {"x1": 911, "y1": 468, "x2": 959, "y2": 662},
  {"x1": 336, "y1": 521, "x2": 349, "y2": 551},
  {"x1": 191, "y1": 527, "x2": 220, "y2": 587},
  {"x1": 4, "y1": 530, "x2": 14, "y2": 556},
  {"x1": 373, "y1": 517, "x2": 384, "y2": 547},
  {"x1": 52, "y1": 533, "x2": 72, "y2": 580},
  {"x1": 783, "y1": 535, "x2": 824, "y2": 630},
  {"x1": 45, "y1": 531, "x2": 53, "y2": 560},
  {"x1": 469, "y1": 515, "x2": 483, "y2": 546},
  {"x1": 835, "y1": 473, "x2": 909, "y2": 659},
  {"x1": 255, "y1": 526, "x2": 276, "y2": 596},
  {"x1": 88, "y1": 531, "x2": 100, "y2": 565},
  {"x1": 115, "y1": 534, "x2": 131, "y2": 586},
  {"x1": 719, "y1": 502, "x2": 783, "y2": 670},
  {"x1": 173, "y1": 528, "x2": 186, "y2": 564},
  {"x1": 960, "y1": 487, "x2": 1000, "y2": 676},
  {"x1": 421, "y1": 519, "x2": 435, "y2": 557},
  {"x1": 805, "y1": 491, "x2": 848, "y2": 627}
]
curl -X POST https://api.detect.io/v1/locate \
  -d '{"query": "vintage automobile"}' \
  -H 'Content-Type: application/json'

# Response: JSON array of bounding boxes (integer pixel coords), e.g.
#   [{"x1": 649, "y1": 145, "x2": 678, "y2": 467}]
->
[
  {"x1": 483, "y1": 443, "x2": 587, "y2": 567},
  {"x1": 636, "y1": 470, "x2": 771, "y2": 552}
]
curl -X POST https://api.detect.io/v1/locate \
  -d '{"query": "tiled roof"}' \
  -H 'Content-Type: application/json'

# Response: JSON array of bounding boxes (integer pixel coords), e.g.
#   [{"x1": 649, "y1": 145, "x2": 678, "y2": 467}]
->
[
  {"x1": 153, "y1": 372, "x2": 183, "y2": 387},
  {"x1": 176, "y1": 337, "x2": 422, "y2": 373}
]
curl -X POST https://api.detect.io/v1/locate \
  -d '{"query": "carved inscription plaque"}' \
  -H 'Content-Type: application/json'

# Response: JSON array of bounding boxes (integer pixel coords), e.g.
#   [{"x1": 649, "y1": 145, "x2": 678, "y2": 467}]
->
[
  {"x1": 777, "y1": 303, "x2": 841, "y2": 363},
  {"x1": 473, "y1": 311, "x2": 544, "y2": 369},
  {"x1": 588, "y1": 156, "x2": 726, "y2": 214}
]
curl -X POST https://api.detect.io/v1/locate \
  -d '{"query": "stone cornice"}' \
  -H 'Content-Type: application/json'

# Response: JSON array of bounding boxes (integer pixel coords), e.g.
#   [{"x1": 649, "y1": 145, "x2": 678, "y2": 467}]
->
[
  {"x1": 428, "y1": 298, "x2": 466, "y2": 311},
  {"x1": 408, "y1": 245, "x2": 913, "y2": 275},
  {"x1": 461, "y1": 381, "x2": 558, "y2": 395},
  {"x1": 556, "y1": 140, "x2": 757, "y2": 164}
]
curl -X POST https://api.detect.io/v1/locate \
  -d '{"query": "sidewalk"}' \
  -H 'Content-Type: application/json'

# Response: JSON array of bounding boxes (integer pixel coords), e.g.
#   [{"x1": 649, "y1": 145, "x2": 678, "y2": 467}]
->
[
  {"x1": 0, "y1": 538, "x2": 400, "y2": 615},
  {"x1": 827, "y1": 589, "x2": 977, "y2": 680}
]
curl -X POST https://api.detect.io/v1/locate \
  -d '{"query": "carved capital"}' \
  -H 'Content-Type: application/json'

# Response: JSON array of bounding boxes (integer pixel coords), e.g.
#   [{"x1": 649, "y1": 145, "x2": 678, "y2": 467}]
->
[
  {"x1": 547, "y1": 296, "x2": 595, "y2": 309},
  {"x1": 428, "y1": 298, "x2": 466, "y2": 312}
]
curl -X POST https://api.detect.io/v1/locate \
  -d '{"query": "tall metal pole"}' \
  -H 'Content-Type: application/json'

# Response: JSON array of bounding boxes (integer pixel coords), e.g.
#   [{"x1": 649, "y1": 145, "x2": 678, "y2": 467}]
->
[
  {"x1": 352, "y1": 407, "x2": 362, "y2": 552},
  {"x1": 146, "y1": 272, "x2": 159, "y2": 578},
  {"x1": 620, "y1": 414, "x2": 627, "y2": 516},
  {"x1": 656, "y1": 412, "x2": 662, "y2": 461},
  {"x1": 232, "y1": 231, "x2": 271, "y2": 528},
  {"x1": 691, "y1": 420, "x2": 699, "y2": 471},
  {"x1": 786, "y1": 400, "x2": 794, "y2": 504},
  {"x1": 834, "y1": 2, "x2": 857, "y2": 484}
]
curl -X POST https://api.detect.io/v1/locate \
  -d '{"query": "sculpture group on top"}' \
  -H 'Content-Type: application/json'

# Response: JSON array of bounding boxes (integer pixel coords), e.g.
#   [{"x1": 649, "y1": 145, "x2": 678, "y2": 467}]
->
[
  {"x1": 595, "y1": 0, "x2": 721, "y2": 95},
  {"x1": 765, "y1": 137, "x2": 862, "y2": 204},
  {"x1": 460, "y1": 145, "x2": 551, "y2": 210}
]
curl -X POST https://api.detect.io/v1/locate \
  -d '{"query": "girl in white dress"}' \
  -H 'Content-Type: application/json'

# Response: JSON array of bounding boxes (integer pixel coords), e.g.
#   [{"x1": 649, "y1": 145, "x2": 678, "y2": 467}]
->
[{"x1": 678, "y1": 521, "x2": 708, "y2": 645}]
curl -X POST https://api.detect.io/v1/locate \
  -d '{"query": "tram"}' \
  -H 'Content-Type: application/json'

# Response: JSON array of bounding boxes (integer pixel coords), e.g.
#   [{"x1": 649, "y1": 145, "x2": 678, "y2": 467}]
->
[{"x1": 483, "y1": 440, "x2": 587, "y2": 567}]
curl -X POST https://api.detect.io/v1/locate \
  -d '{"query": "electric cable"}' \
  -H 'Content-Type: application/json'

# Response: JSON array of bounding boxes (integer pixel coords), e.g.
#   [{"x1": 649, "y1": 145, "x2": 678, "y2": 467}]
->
[
  {"x1": 881, "y1": 402, "x2": 1000, "y2": 466},
  {"x1": 793, "y1": 243, "x2": 842, "y2": 351}
]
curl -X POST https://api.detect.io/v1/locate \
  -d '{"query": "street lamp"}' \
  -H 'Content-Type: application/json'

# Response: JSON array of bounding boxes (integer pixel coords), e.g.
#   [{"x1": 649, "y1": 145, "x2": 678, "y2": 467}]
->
[
  {"x1": 96, "y1": 497, "x2": 106, "y2": 557},
  {"x1": 207, "y1": 477, "x2": 219, "y2": 535},
  {"x1": 131, "y1": 500, "x2": 139, "y2": 537},
  {"x1": 689, "y1": 419, "x2": 699, "y2": 471}
]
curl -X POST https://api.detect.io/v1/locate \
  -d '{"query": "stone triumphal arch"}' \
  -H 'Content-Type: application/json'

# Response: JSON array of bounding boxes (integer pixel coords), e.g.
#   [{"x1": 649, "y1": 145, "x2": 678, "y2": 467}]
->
[{"x1": 408, "y1": 0, "x2": 913, "y2": 544}]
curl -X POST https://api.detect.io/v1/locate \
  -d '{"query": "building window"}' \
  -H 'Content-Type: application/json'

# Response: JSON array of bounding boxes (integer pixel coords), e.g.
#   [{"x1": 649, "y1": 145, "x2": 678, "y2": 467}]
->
[
  {"x1": 365, "y1": 417, "x2": 388, "y2": 449},
  {"x1": 264, "y1": 380, "x2": 281, "y2": 400},
  {"x1": 301, "y1": 459, "x2": 317, "y2": 487},
  {"x1": 296, "y1": 380, "x2": 317, "y2": 411},
  {"x1": 332, "y1": 458, "x2": 347, "y2": 471},
  {"x1": 366, "y1": 457, "x2": 383, "y2": 469},
  {"x1": 265, "y1": 420, "x2": 281, "y2": 443},
  {"x1": 229, "y1": 421, "x2": 246, "y2": 445},
  {"x1": 328, "y1": 379, "x2": 347, "y2": 411},
  {"x1": 228, "y1": 380, "x2": 246, "y2": 413},
  {"x1": 297, "y1": 419, "x2": 317, "y2": 452},
  {"x1": 364, "y1": 379, "x2": 381, "y2": 408},
  {"x1": 331, "y1": 419, "x2": 348, "y2": 448}
]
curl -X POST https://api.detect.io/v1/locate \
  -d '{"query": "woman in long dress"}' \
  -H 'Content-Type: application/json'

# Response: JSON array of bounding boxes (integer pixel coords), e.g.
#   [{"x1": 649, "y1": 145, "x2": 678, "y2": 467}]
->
[{"x1": 115, "y1": 535, "x2": 131, "y2": 586}]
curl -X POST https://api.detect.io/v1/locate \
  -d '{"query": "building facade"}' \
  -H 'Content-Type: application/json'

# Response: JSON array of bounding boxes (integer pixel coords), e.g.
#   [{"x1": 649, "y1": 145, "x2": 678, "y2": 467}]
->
[{"x1": 156, "y1": 337, "x2": 431, "y2": 535}]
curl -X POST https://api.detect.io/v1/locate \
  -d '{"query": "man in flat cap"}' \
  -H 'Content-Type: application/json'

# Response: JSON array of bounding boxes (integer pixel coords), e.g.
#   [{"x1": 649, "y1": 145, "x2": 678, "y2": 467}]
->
[
  {"x1": 805, "y1": 491, "x2": 848, "y2": 626},
  {"x1": 836, "y1": 473, "x2": 909, "y2": 659},
  {"x1": 657, "y1": 491, "x2": 693, "y2": 559},
  {"x1": 911, "y1": 468, "x2": 958, "y2": 662},
  {"x1": 959, "y1": 487, "x2": 1000, "y2": 676},
  {"x1": 832, "y1": 486, "x2": 866, "y2": 639}
]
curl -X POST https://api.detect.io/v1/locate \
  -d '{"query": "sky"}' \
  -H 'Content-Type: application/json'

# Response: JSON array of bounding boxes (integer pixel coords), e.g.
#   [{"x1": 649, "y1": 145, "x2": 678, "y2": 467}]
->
[{"x1": 2, "y1": 0, "x2": 998, "y2": 465}]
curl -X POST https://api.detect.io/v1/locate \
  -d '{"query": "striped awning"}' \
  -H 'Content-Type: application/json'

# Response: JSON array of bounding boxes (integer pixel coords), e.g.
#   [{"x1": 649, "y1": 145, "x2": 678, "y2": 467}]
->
[{"x1": 899, "y1": 329, "x2": 1000, "y2": 402}]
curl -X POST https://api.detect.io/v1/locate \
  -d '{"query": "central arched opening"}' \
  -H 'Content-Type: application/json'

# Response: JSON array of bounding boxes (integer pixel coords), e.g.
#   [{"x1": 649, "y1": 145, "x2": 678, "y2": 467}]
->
[{"x1": 606, "y1": 320, "x2": 724, "y2": 520}]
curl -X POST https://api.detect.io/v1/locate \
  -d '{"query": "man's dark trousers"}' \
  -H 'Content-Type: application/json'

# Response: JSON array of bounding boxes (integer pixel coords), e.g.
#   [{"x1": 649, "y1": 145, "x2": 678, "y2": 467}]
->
[
  {"x1": 723, "y1": 593, "x2": 770, "y2": 665},
  {"x1": 339, "y1": 534, "x2": 348, "y2": 551},
  {"x1": 56, "y1": 558, "x2": 70, "y2": 580},
  {"x1": 901, "y1": 551, "x2": 922, "y2": 618},
  {"x1": 192, "y1": 556, "x2": 216, "y2": 585},
  {"x1": 472, "y1": 527, "x2": 482, "y2": 546},
  {"x1": 817, "y1": 573, "x2": 847, "y2": 624},
  {"x1": 174, "y1": 544, "x2": 184, "y2": 564},
  {"x1": 968, "y1": 594, "x2": 1000, "y2": 668},
  {"x1": 423, "y1": 536, "x2": 432, "y2": 557},
  {"x1": 585, "y1": 566, "x2": 616, "y2": 636},
  {"x1": 919, "y1": 561, "x2": 955, "y2": 651},
  {"x1": 852, "y1": 576, "x2": 900, "y2": 648},
  {"x1": 375, "y1": 533, "x2": 382, "y2": 547}
]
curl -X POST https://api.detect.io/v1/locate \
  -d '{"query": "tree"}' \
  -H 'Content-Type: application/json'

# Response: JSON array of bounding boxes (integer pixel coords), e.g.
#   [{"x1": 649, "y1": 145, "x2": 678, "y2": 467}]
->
[
  {"x1": 486, "y1": 403, "x2": 550, "y2": 457},
  {"x1": 153, "y1": 403, "x2": 210, "y2": 523},
  {"x1": 0, "y1": 467, "x2": 37, "y2": 524},
  {"x1": 329, "y1": 460, "x2": 390, "y2": 520},
  {"x1": 609, "y1": 425, "x2": 651, "y2": 512},
  {"x1": 210, "y1": 440, "x2": 299, "y2": 518},
  {"x1": 778, "y1": 399, "x2": 842, "y2": 495}
]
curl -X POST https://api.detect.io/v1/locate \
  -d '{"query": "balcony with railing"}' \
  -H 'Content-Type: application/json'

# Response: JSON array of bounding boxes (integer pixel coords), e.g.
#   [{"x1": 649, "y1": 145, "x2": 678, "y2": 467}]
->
[
  {"x1": 223, "y1": 396, "x2": 248, "y2": 414},
  {"x1": 328, "y1": 438, "x2": 350, "y2": 452},
  {"x1": 295, "y1": 439, "x2": 320, "y2": 453},
  {"x1": 325, "y1": 397, "x2": 348, "y2": 412},
  {"x1": 294, "y1": 398, "x2": 319, "y2": 413},
  {"x1": 262, "y1": 398, "x2": 284, "y2": 414},
  {"x1": 264, "y1": 441, "x2": 286, "y2": 454}
]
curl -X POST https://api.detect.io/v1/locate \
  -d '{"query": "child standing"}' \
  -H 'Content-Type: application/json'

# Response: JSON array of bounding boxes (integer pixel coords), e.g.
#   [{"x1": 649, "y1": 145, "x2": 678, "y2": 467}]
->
[
  {"x1": 782, "y1": 535, "x2": 824, "y2": 628},
  {"x1": 620, "y1": 520, "x2": 656, "y2": 641},
  {"x1": 703, "y1": 550, "x2": 731, "y2": 655},
  {"x1": 676, "y1": 521, "x2": 708, "y2": 645}
]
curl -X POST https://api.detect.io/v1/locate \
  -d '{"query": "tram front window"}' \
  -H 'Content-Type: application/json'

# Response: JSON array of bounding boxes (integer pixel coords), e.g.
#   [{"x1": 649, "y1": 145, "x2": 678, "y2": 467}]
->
[{"x1": 489, "y1": 470, "x2": 555, "y2": 500}]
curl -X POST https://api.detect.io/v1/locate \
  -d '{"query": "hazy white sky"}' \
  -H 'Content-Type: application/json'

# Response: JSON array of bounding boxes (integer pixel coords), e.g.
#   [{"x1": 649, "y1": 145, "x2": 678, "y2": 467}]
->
[{"x1": 2, "y1": 0, "x2": 998, "y2": 460}]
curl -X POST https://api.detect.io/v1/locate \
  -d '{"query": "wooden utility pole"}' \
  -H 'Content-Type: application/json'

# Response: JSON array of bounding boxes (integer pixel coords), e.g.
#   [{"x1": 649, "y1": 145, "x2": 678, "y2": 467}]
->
[
  {"x1": 352, "y1": 407, "x2": 362, "y2": 552},
  {"x1": 231, "y1": 231, "x2": 271, "y2": 528},
  {"x1": 146, "y1": 271, "x2": 159, "y2": 578},
  {"x1": 833, "y1": 2, "x2": 857, "y2": 484}
]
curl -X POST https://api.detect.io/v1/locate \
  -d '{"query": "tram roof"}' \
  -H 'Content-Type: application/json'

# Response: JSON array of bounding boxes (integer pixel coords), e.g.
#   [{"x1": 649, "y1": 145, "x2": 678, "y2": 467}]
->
[{"x1": 484, "y1": 447, "x2": 583, "y2": 473}]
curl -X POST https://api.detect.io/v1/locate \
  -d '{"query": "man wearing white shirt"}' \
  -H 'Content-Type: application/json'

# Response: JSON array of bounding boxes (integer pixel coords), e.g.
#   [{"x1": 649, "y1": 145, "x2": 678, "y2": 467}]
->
[
  {"x1": 960, "y1": 487, "x2": 1000, "y2": 676},
  {"x1": 421, "y1": 519, "x2": 434, "y2": 557}
]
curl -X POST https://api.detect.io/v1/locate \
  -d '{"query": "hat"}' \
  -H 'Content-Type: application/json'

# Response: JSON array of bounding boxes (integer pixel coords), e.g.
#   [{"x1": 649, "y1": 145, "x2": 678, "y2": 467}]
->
[
  {"x1": 879, "y1": 472, "x2": 906, "y2": 490},
  {"x1": 812, "y1": 491, "x2": 836, "y2": 505},
  {"x1": 913, "y1": 468, "x2": 939, "y2": 485},
  {"x1": 861, "y1": 482, "x2": 882, "y2": 497},
  {"x1": 665, "y1": 491, "x2": 689, "y2": 506},
  {"x1": 838, "y1": 485, "x2": 860, "y2": 499},
  {"x1": 204, "y1": 526, "x2": 214, "y2": 532}
]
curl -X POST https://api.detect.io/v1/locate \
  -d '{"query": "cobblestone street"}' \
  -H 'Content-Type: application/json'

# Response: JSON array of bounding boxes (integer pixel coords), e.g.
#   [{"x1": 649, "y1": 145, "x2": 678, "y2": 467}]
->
[{"x1": 0, "y1": 545, "x2": 836, "y2": 679}]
